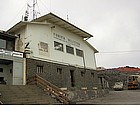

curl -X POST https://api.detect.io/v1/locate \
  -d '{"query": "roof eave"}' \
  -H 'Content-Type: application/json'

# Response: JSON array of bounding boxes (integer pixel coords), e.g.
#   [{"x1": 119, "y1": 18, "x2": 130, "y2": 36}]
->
[
  {"x1": 84, "y1": 40, "x2": 98, "y2": 53},
  {"x1": 0, "y1": 30, "x2": 17, "y2": 38},
  {"x1": 34, "y1": 12, "x2": 93, "y2": 39},
  {"x1": 7, "y1": 21, "x2": 28, "y2": 33}
]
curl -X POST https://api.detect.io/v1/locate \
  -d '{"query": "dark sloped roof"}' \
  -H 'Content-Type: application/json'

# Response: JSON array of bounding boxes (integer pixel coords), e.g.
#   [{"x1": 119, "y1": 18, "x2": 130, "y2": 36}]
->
[{"x1": 0, "y1": 30, "x2": 17, "y2": 38}]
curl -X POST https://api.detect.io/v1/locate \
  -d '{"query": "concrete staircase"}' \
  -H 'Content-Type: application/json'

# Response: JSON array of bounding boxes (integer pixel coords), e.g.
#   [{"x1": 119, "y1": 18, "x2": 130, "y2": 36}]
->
[
  {"x1": 27, "y1": 74, "x2": 70, "y2": 104},
  {"x1": 0, "y1": 85, "x2": 60, "y2": 105}
]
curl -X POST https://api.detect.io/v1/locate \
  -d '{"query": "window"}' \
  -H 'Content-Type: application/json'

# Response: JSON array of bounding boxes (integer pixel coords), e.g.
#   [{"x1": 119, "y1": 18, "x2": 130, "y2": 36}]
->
[
  {"x1": 57, "y1": 68, "x2": 62, "y2": 74},
  {"x1": 91, "y1": 72, "x2": 94, "y2": 78},
  {"x1": 0, "y1": 77, "x2": 4, "y2": 82},
  {"x1": 6, "y1": 39, "x2": 15, "y2": 51},
  {"x1": 0, "y1": 39, "x2": 6, "y2": 49},
  {"x1": 54, "y1": 41, "x2": 63, "y2": 52},
  {"x1": 10, "y1": 69, "x2": 12, "y2": 74},
  {"x1": 66, "y1": 45, "x2": 74, "y2": 55},
  {"x1": 81, "y1": 71, "x2": 85, "y2": 77},
  {"x1": 37, "y1": 65, "x2": 44, "y2": 73},
  {"x1": 70, "y1": 70, "x2": 75, "y2": 87},
  {"x1": 0, "y1": 68, "x2": 3, "y2": 73},
  {"x1": 76, "y1": 49, "x2": 83, "y2": 57},
  {"x1": 39, "y1": 42, "x2": 48, "y2": 52},
  {"x1": 0, "y1": 37, "x2": 15, "y2": 51}
]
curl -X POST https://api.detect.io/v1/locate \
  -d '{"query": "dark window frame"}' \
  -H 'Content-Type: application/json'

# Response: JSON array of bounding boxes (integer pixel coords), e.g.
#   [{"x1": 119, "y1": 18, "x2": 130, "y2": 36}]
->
[
  {"x1": 37, "y1": 65, "x2": 44, "y2": 73},
  {"x1": 0, "y1": 68, "x2": 3, "y2": 73},
  {"x1": 81, "y1": 71, "x2": 85, "y2": 77},
  {"x1": 57, "y1": 68, "x2": 62, "y2": 75},
  {"x1": 0, "y1": 38, "x2": 6, "y2": 49},
  {"x1": 76, "y1": 48, "x2": 83, "y2": 57},
  {"x1": 66, "y1": 45, "x2": 74, "y2": 55},
  {"x1": 0, "y1": 35, "x2": 15, "y2": 51},
  {"x1": 91, "y1": 72, "x2": 94, "y2": 78},
  {"x1": 54, "y1": 41, "x2": 64, "y2": 52}
]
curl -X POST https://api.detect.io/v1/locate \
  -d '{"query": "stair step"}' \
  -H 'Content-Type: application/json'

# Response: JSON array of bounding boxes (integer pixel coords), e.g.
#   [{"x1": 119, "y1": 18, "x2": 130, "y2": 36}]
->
[{"x1": 0, "y1": 85, "x2": 60, "y2": 105}]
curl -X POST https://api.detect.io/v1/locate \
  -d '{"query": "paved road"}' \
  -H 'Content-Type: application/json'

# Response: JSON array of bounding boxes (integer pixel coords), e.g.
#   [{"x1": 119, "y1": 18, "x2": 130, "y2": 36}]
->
[{"x1": 76, "y1": 90, "x2": 140, "y2": 105}]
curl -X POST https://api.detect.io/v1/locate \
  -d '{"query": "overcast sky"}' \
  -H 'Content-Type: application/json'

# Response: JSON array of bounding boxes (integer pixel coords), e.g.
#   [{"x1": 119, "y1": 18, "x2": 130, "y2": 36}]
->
[{"x1": 0, "y1": 0, "x2": 140, "y2": 68}]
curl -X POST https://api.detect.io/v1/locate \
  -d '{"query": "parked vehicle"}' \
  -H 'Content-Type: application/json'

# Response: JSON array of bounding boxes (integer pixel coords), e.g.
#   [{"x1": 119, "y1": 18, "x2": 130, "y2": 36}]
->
[
  {"x1": 113, "y1": 82, "x2": 124, "y2": 91},
  {"x1": 128, "y1": 75, "x2": 140, "y2": 90}
]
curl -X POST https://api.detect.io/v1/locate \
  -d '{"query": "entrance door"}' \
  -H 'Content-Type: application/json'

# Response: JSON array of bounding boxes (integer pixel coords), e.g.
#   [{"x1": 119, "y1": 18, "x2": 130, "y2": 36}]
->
[
  {"x1": 70, "y1": 70, "x2": 75, "y2": 87},
  {"x1": 0, "y1": 77, "x2": 6, "y2": 84},
  {"x1": 0, "y1": 60, "x2": 13, "y2": 85}
]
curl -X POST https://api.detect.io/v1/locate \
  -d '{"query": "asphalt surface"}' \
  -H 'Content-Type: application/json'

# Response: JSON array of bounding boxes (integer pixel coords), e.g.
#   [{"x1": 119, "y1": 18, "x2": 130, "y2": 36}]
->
[{"x1": 76, "y1": 90, "x2": 140, "y2": 105}]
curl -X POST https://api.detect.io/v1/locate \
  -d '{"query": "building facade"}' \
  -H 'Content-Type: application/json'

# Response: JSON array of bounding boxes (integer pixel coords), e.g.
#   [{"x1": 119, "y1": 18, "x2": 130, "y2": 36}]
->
[
  {"x1": 7, "y1": 13, "x2": 100, "y2": 90},
  {"x1": 0, "y1": 31, "x2": 25, "y2": 85}
]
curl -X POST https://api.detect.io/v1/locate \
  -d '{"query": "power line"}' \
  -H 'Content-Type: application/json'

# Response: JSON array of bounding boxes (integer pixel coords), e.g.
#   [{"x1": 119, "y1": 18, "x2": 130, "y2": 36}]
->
[
  {"x1": 99, "y1": 50, "x2": 140, "y2": 54},
  {"x1": 38, "y1": 0, "x2": 50, "y2": 13},
  {"x1": 5, "y1": 0, "x2": 32, "y2": 30}
]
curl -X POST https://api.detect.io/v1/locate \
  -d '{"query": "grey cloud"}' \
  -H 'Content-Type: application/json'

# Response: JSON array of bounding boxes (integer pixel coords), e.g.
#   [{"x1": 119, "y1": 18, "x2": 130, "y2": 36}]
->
[{"x1": 0, "y1": 0, "x2": 140, "y2": 68}]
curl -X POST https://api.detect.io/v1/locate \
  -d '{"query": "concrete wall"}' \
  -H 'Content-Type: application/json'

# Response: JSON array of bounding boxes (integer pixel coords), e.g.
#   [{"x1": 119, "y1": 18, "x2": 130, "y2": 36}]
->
[
  {"x1": 13, "y1": 58, "x2": 24, "y2": 85},
  {"x1": 15, "y1": 26, "x2": 26, "y2": 52},
  {"x1": 0, "y1": 57, "x2": 24, "y2": 85},
  {"x1": 0, "y1": 52, "x2": 26, "y2": 85},
  {"x1": 25, "y1": 23, "x2": 97, "y2": 70}
]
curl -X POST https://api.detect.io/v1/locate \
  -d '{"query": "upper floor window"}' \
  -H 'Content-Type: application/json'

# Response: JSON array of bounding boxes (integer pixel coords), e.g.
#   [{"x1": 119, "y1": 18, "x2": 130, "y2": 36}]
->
[
  {"x1": 76, "y1": 49, "x2": 83, "y2": 57},
  {"x1": 7, "y1": 40, "x2": 15, "y2": 51},
  {"x1": 0, "y1": 36, "x2": 15, "y2": 51},
  {"x1": 54, "y1": 41, "x2": 63, "y2": 52},
  {"x1": 0, "y1": 39, "x2": 6, "y2": 49},
  {"x1": 66, "y1": 45, "x2": 74, "y2": 55}
]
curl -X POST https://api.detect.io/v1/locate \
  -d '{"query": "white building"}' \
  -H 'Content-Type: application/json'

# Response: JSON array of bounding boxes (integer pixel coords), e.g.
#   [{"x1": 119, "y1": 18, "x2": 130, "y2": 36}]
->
[{"x1": 7, "y1": 13, "x2": 99, "y2": 89}]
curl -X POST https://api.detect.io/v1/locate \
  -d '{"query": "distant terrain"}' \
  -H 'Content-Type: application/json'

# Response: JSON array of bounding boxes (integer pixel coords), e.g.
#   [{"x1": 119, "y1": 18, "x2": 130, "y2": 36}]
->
[{"x1": 97, "y1": 66, "x2": 140, "y2": 89}]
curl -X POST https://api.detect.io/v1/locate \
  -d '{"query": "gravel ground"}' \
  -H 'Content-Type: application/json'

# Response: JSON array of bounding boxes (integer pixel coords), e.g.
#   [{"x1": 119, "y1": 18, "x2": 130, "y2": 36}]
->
[{"x1": 76, "y1": 90, "x2": 140, "y2": 105}]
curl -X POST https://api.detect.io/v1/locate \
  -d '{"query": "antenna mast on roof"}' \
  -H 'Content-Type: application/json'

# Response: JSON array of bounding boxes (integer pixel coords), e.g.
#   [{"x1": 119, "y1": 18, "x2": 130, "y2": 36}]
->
[
  {"x1": 23, "y1": 0, "x2": 40, "y2": 21},
  {"x1": 24, "y1": 4, "x2": 30, "y2": 21},
  {"x1": 33, "y1": 0, "x2": 40, "y2": 20},
  {"x1": 33, "y1": 0, "x2": 37, "y2": 20}
]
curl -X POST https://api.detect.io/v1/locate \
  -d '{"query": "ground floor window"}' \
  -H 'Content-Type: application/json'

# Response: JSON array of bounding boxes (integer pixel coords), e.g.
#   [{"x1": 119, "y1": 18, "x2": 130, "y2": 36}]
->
[
  {"x1": 91, "y1": 72, "x2": 94, "y2": 78},
  {"x1": 81, "y1": 71, "x2": 85, "y2": 77},
  {"x1": 57, "y1": 68, "x2": 62, "y2": 74},
  {"x1": 0, "y1": 77, "x2": 4, "y2": 81},
  {"x1": 37, "y1": 65, "x2": 44, "y2": 73},
  {"x1": 0, "y1": 68, "x2": 3, "y2": 72}
]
